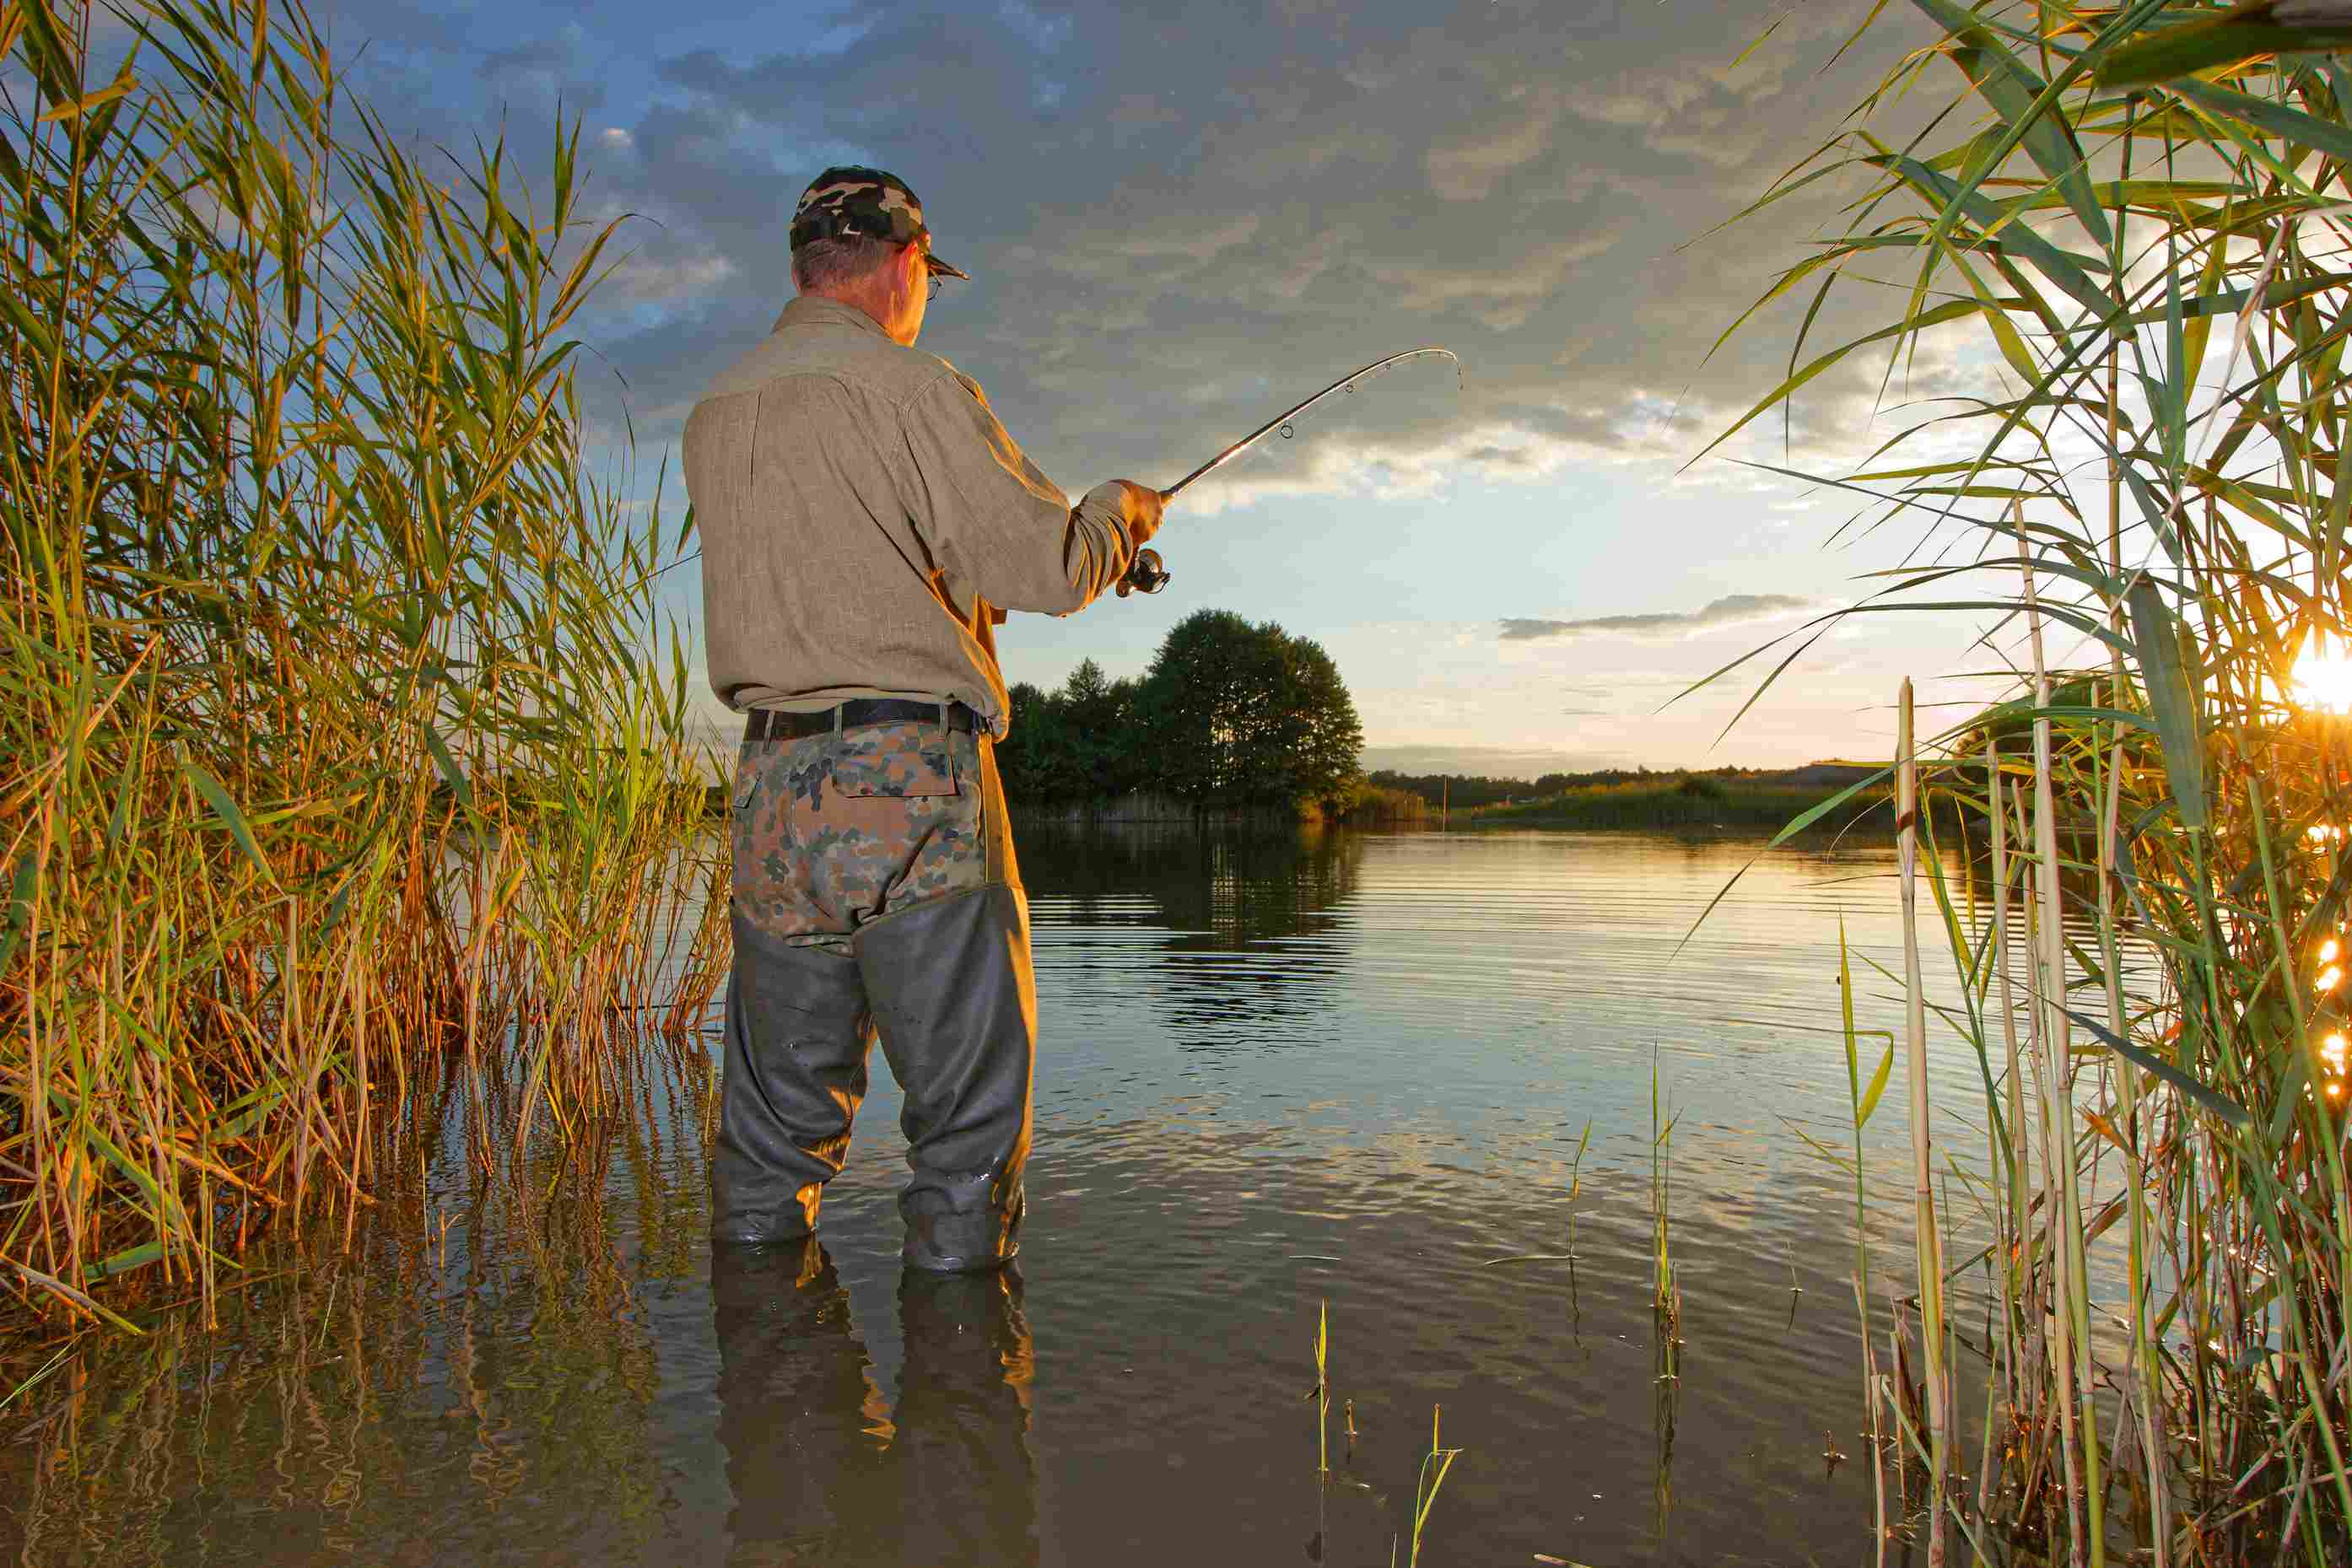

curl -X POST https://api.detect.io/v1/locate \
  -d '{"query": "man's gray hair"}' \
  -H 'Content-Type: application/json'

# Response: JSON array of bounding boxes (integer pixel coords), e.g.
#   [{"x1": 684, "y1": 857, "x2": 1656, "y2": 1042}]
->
[{"x1": 793, "y1": 235, "x2": 899, "y2": 293}]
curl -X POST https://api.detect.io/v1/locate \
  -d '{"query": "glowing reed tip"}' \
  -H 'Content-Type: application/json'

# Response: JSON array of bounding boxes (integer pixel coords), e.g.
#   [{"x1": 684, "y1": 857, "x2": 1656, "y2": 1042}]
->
[
  {"x1": 2323, "y1": 1033, "x2": 2349, "y2": 1074},
  {"x1": 2321, "y1": 966, "x2": 2345, "y2": 993},
  {"x1": 2325, "y1": 938, "x2": 2344, "y2": 964}
]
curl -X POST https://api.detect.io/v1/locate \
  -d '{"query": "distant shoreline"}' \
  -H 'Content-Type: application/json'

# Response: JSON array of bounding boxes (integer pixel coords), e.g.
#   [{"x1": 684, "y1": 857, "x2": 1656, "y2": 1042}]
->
[{"x1": 993, "y1": 763, "x2": 1921, "y2": 838}]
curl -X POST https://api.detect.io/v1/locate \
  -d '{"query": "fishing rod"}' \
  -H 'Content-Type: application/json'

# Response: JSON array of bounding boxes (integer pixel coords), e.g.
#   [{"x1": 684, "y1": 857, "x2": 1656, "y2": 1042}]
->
[{"x1": 1115, "y1": 347, "x2": 1460, "y2": 597}]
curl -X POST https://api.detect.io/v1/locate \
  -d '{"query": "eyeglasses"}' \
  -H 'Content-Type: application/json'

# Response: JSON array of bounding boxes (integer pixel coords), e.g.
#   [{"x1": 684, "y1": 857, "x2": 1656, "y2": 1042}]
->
[{"x1": 926, "y1": 273, "x2": 949, "y2": 302}]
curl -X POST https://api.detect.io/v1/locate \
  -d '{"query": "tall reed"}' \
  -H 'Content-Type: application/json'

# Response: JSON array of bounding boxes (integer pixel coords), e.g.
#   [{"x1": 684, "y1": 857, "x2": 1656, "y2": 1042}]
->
[
  {"x1": 1, "y1": 0, "x2": 720, "y2": 1326},
  {"x1": 1710, "y1": 2, "x2": 2352, "y2": 1559}
]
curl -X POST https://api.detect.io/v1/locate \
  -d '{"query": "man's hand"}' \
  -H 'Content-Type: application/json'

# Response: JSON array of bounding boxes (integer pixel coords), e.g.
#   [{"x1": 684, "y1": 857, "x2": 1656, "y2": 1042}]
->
[{"x1": 1113, "y1": 481, "x2": 1166, "y2": 550}]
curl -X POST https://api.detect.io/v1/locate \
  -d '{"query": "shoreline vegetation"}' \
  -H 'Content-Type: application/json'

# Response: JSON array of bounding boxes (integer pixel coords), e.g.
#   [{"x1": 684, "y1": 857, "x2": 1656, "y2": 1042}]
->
[
  {"x1": 3, "y1": 2, "x2": 724, "y2": 1329},
  {"x1": 994, "y1": 764, "x2": 1909, "y2": 834},
  {"x1": 1702, "y1": 3, "x2": 2352, "y2": 1562},
  {"x1": 702, "y1": 762, "x2": 1915, "y2": 834}
]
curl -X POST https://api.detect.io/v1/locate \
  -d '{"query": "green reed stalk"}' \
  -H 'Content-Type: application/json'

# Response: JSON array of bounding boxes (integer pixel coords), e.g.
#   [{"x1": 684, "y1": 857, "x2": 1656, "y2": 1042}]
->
[
  {"x1": 1564, "y1": 1117, "x2": 1592, "y2": 1261},
  {"x1": 1835, "y1": 915, "x2": 1893, "y2": 1565},
  {"x1": 2022, "y1": 524, "x2": 2104, "y2": 1568},
  {"x1": 1315, "y1": 1297, "x2": 1329, "y2": 1476},
  {"x1": 1409, "y1": 1404, "x2": 1460, "y2": 1568},
  {"x1": 1649, "y1": 1046, "x2": 1678, "y2": 1315}
]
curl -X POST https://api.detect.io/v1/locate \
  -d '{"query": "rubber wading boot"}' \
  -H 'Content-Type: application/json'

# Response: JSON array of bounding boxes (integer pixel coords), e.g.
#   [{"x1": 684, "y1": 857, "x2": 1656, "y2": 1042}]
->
[
  {"x1": 853, "y1": 881, "x2": 1036, "y2": 1272},
  {"x1": 711, "y1": 910, "x2": 877, "y2": 1244}
]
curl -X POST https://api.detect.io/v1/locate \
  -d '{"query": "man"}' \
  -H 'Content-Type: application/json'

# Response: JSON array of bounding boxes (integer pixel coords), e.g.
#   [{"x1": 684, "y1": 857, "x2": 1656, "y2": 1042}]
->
[{"x1": 683, "y1": 166, "x2": 1163, "y2": 1272}]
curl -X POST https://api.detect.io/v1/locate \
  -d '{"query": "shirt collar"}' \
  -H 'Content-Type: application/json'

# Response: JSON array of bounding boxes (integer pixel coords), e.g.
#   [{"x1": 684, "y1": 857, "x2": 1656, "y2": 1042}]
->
[{"x1": 773, "y1": 294, "x2": 892, "y2": 339}]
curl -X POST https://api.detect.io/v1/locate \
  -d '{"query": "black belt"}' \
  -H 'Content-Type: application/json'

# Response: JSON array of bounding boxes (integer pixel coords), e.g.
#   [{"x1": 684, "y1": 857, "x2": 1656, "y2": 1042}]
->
[{"x1": 745, "y1": 698, "x2": 983, "y2": 743}]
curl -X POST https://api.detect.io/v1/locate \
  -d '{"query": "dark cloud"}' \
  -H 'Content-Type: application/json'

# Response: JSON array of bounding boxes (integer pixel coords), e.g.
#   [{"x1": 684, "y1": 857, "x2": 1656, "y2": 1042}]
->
[
  {"x1": 1498, "y1": 593, "x2": 1818, "y2": 642},
  {"x1": 307, "y1": 0, "x2": 1929, "y2": 528}
]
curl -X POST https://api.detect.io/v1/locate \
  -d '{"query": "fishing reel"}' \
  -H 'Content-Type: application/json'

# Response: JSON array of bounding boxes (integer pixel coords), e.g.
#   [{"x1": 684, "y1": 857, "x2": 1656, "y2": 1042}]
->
[{"x1": 1115, "y1": 547, "x2": 1169, "y2": 598}]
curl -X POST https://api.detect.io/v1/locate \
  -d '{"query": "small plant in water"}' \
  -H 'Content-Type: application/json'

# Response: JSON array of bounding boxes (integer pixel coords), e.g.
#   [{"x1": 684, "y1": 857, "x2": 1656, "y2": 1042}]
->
[
  {"x1": 1564, "y1": 1117, "x2": 1593, "y2": 1260},
  {"x1": 1409, "y1": 1404, "x2": 1462, "y2": 1568},
  {"x1": 1648, "y1": 1047, "x2": 1680, "y2": 1318},
  {"x1": 1314, "y1": 1297, "x2": 1330, "y2": 1476}
]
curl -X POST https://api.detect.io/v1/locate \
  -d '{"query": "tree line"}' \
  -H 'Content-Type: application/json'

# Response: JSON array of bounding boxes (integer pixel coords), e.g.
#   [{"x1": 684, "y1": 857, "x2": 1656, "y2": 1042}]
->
[
  {"x1": 996, "y1": 609, "x2": 1365, "y2": 817},
  {"x1": 1365, "y1": 763, "x2": 1828, "y2": 810}
]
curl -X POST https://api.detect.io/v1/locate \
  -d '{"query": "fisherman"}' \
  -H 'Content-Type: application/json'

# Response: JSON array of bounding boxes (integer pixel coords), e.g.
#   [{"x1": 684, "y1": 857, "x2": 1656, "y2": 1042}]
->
[{"x1": 682, "y1": 166, "x2": 1163, "y2": 1271}]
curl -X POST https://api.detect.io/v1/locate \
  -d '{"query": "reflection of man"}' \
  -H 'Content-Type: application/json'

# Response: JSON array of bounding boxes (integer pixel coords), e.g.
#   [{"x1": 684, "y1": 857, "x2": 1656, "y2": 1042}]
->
[
  {"x1": 683, "y1": 167, "x2": 1164, "y2": 1269},
  {"x1": 711, "y1": 1242, "x2": 1038, "y2": 1566}
]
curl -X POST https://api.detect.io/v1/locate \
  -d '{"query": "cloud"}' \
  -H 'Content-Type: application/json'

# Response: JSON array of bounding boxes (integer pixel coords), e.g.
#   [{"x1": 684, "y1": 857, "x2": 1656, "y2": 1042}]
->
[
  {"x1": 299, "y1": 0, "x2": 1951, "y2": 780},
  {"x1": 1498, "y1": 593, "x2": 1820, "y2": 642}
]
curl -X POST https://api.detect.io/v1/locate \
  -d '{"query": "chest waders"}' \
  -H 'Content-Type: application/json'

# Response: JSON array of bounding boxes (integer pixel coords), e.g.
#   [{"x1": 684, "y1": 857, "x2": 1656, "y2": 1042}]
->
[{"x1": 714, "y1": 713, "x2": 1032, "y2": 1273}]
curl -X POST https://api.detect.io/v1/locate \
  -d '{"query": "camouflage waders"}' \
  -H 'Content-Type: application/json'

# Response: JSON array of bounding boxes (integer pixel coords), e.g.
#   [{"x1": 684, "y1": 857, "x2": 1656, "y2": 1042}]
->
[{"x1": 715, "y1": 714, "x2": 1033, "y2": 1271}]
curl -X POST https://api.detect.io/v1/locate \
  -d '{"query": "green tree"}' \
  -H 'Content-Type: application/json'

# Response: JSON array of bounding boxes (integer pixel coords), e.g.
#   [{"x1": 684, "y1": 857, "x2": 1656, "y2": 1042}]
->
[{"x1": 1134, "y1": 609, "x2": 1363, "y2": 812}]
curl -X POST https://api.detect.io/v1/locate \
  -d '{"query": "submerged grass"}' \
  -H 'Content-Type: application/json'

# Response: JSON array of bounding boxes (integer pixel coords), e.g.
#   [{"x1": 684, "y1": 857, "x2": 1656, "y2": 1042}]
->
[
  {"x1": 1711, "y1": 3, "x2": 2352, "y2": 1560},
  {"x1": 1, "y1": 1, "x2": 720, "y2": 1327}
]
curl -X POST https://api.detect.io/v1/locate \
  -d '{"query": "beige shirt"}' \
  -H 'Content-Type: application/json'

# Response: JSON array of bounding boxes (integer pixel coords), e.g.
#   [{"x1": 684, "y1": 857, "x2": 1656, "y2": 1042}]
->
[{"x1": 684, "y1": 296, "x2": 1136, "y2": 733}]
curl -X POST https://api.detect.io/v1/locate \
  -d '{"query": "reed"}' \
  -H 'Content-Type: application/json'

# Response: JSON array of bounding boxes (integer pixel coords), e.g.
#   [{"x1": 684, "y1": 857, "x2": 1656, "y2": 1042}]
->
[
  {"x1": 1711, "y1": 2, "x2": 2352, "y2": 1559},
  {"x1": 1408, "y1": 1403, "x2": 1461, "y2": 1568},
  {"x1": 1565, "y1": 1115, "x2": 1592, "y2": 1261},
  {"x1": 1648, "y1": 1046, "x2": 1680, "y2": 1319},
  {"x1": 1, "y1": 0, "x2": 720, "y2": 1327},
  {"x1": 1315, "y1": 1296, "x2": 1330, "y2": 1476},
  {"x1": 1896, "y1": 681, "x2": 1951, "y2": 1563}
]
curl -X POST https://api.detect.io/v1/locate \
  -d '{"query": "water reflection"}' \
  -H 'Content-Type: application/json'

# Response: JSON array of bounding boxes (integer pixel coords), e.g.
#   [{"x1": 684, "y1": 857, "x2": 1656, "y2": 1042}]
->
[
  {"x1": 1018, "y1": 822, "x2": 1363, "y2": 944},
  {"x1": 1022, "y1": 823, "x2": 1364, "y2": 1053},
  {"x1": 712, "y1": 1242, "x2": 1037, "y2": 1567},
  {"x1": 6, "y1": 827, "x2": 2074, "y2": 1568}
]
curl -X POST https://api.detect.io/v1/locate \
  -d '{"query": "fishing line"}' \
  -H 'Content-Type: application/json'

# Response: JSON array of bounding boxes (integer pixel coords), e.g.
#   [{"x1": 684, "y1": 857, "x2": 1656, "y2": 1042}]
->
[{"x1": 1117, "y1": 348, "x2": 1462, "y2": 596}]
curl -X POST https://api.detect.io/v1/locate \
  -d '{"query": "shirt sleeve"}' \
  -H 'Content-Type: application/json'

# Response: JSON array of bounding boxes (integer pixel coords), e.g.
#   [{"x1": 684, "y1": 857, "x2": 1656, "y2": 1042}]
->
[{"x1": 899, "y1": 370, "x2": 1136, "y2": 615}]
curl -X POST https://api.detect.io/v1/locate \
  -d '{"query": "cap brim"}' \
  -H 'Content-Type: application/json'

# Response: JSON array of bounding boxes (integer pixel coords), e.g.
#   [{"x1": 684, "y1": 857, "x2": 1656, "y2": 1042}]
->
[{"x1": 924, "y1": 252, "x2": 971, "y2": 281}]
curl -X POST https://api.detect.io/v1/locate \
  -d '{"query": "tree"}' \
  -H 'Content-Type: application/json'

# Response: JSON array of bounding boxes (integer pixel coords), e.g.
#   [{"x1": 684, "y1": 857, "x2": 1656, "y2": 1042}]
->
[{"x1": 1134, "y1": 609, "x2": 1364, "y2": 812}]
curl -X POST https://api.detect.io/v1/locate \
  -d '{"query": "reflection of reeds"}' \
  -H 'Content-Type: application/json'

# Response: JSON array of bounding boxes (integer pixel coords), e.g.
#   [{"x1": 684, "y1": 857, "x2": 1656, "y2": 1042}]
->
[
  {"x1": 8, "y1": 1035, "x2": 715, "y2": 1560},
  {"x1": 1709, "y1": 5, "x2": 2352, "y2": 1559},
  {"x1": 2, "y1": 1, "x2": 722, "y2": 1326}
]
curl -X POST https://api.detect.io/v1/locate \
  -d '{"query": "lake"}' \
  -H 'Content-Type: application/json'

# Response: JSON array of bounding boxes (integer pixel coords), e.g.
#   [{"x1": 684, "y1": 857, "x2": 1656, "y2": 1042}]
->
[{"x1": 4, "y1": 826, "x2": 2047, "y2": 1566}]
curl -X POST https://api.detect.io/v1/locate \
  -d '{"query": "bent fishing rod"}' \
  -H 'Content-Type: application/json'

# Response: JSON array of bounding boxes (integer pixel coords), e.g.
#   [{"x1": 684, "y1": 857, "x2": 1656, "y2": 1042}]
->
[{"x1": 1115, "y1": 347, "x2": 1460, "y2": 597}]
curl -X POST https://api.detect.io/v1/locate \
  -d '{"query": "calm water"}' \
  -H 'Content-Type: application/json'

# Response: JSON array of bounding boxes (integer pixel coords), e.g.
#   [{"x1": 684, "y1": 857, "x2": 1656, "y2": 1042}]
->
[{"x1": 4, "y1": 827, "x2": 2063, "y2": 1566}]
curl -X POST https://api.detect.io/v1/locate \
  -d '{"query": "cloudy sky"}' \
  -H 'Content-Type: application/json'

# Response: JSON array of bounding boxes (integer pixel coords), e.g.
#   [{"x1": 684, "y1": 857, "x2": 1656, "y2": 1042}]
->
[{"x1": 316, "y1": 0, "x2": 2021, "y2": 775}]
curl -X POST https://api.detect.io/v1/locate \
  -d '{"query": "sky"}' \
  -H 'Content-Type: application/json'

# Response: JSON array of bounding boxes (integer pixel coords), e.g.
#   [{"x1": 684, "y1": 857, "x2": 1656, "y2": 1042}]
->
[{"x1": 303, "y1": 0, "x2": 2031, "y2": 777}]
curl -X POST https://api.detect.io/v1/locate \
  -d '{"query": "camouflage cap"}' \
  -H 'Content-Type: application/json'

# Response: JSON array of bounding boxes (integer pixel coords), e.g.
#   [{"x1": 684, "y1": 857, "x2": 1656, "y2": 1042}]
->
[{"x1": 790, "y1": 165, "x2": 970, "y2": 279}]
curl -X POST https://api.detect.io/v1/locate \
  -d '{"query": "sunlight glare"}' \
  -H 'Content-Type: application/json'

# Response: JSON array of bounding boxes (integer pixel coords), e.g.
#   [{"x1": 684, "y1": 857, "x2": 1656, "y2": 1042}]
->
[{"x1": 2292, "y1": 631, "x2": 2352, "y2": 715}]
